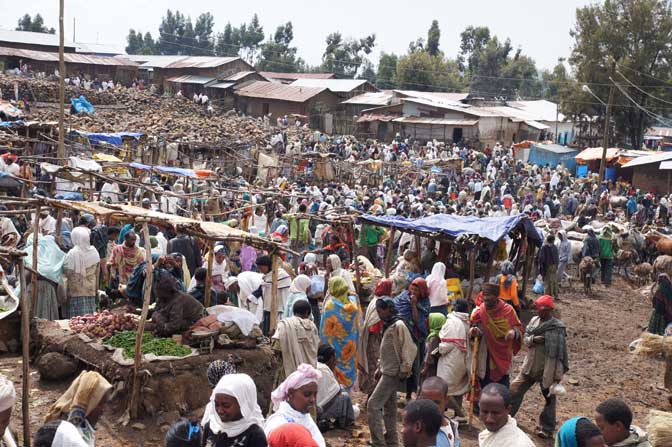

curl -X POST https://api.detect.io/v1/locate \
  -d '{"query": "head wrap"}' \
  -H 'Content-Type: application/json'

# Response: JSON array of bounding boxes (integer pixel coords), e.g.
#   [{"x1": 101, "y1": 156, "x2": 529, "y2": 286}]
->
[
  {"x1": 256, "y1": 255, "x2": 272, "y2": 267},
  {"x1": 0, "y1": 375, "x2": 15, "y2": 413},
  {"x1": 207, "y1": 358, "x2": 237, "y2": 388},
  {"x1": 52, "y1": 421, "x2": 89, "y2": 447},
  {"x1": 555, "y1": 416, "x2": 585, "y2": 447},
  {"x1": 270, "y1": 364, "x2": 321, "y2": 411},
  {"x1": 45, "y1": 371, "x2": 112, "y2": 423},
  {"x1": 427, "y1": 313, "x2": 447, "y2": 342},
  {"x1": 223, "y1": 277, "x2": 238, "y2": 289},
  {"x1": 303, "y1": 253, "x2": 317, "y2": 265},
  {"x1": 214, "y1": 245, "x2": 226, "y2": 254},
  {"x1": 535, "y1": 295, "x2": 555, "y2": 310},
  {"x1": 290, "y1": 275, "x2": 311, "y2": 294},
  {"x1": 201, "y1": 374, "x2": 263, "y2": 437},
  {"x1": 267, "y1": 423, "x2": 319, "y2": 447},
  {"x1": 500, "y1": 261, "x2": 516, "y2": 289},
  {"x1": 327, "y1": 254, "x2": 342, "y2": 272},
  {"x1": 64, "y1": 227, "x2": 100, "y2": 275},
  {"x1": 426, "y1": 262, "x2": 448, "y2": 306},
  {"x1": 374, "y1": 279, "x2": 392, "y2": 297},
  {"x1": 409, "y1": 278, "x2": 429, "y2": 299},
  {"x1": 328, "y1": 276, "x2": 349, "y2": 302}
]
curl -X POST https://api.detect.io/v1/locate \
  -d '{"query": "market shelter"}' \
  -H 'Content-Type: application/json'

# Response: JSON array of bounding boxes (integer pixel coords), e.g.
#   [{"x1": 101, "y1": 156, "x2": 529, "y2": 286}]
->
[
  {"x1": 622, "y1": 151, "x2": 672, "y2": 194},
  {"x1": 574, "y1": 147, "x2": 621, "y2": 178}
]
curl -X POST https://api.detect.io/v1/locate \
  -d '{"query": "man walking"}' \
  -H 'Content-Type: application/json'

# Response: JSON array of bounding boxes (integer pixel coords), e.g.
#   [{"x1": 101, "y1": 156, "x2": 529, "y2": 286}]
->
[
  {"x1": 538, "y1": 234, "x2": 559, "y2": 298},
  {"x1": 510, "y1": 295, "x2": 569, "y2": 439}
]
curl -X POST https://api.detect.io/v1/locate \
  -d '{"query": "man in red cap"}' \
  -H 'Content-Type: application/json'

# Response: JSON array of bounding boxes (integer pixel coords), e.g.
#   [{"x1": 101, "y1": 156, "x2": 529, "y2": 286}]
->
[{"x1": 509, "y1": 295, "x2": 569, "y2": 439}]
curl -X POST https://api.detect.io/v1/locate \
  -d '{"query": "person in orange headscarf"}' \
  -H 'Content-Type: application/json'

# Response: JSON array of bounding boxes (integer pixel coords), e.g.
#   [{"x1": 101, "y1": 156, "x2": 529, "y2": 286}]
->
[{"x1": 470, "y1": 282, "x2": 523, "y2": 389}]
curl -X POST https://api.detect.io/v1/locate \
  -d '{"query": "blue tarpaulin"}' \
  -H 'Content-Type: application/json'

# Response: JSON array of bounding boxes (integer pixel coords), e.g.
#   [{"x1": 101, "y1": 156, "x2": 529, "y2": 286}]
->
[
  {"x1": 70, "y1": 96, "x2": 95, "y2": 115},
  {"x1": 129, "y1": 162, "x2": 152, "y2": 171},
  {"x1": 84, "y1": 131, "x2": 144, "y2": 146},
  {"x1": 0, "y1": 120, "x2": 25, "y2": 127},
  {"x1": 360, "y1": 213, "x2": 540, "y2": 243},
  {"x1": 128, "y1": 163, "x2": 198, "y2": 178}
]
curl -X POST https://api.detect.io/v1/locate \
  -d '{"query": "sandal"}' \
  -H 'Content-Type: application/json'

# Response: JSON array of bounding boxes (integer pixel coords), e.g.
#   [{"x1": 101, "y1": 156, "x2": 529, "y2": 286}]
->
[{"x1": 537, "y1": 429, "x2": 553, "y2": 439}]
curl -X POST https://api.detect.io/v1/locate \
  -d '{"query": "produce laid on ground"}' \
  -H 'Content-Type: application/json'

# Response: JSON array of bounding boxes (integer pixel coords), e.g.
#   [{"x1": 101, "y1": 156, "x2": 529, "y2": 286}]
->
[
  {"x1": 69, "y1": 310, "x2": 138, "y2": 339},
  {"x1": 105, "y1": 330, "x2": 192, "y2": 359}
]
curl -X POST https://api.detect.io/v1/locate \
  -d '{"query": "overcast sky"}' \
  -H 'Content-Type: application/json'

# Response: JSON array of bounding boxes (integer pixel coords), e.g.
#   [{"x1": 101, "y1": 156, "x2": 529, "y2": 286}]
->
[{"x1": 0, "y1": 0, "x2": 594, "y2": 70}]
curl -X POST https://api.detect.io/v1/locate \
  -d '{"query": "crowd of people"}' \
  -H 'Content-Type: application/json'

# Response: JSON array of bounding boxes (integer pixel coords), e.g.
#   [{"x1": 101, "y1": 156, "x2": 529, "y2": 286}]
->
[{"x1": 0, "y1": 131, "x2": 669, "y2": 447}]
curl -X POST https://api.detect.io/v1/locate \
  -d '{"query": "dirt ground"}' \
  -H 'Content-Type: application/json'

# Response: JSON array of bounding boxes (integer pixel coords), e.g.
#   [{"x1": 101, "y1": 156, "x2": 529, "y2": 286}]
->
[{"x1": 2, "y1": 275, "x2": 667, "y2": 446}]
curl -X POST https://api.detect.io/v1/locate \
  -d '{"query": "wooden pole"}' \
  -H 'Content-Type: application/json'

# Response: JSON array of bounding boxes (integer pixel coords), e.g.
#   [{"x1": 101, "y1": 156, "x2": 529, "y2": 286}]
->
[
  {"x1": 129, "y1": 223, "x2": 153, "y2": 419},
  {"x1": 54, "y1": 208, "x2": 63, "y2": 248},
  {"x1": 18, "y1": 263, "x2": 31, "y2": 447},
  {"x1": 599, "y1": 67, "x2": 616, "y2": 184},
  {"x1": 384, "y1": 228, "x2": 396, "y2": 278},
  {"x1": 57, "y1": 0, "x2": 65, "y2": 161},
  {"x1": 204, "y1": 241, "x2": 214, "y2": 308},
  {"x1": 30, "y1": 206, "x2": 40, "y2": 317},
  {"x1": 468, "y1": 336, "x2": 480, "y2": 427},
  {"x1": 269, "y1": 254, "x2": 279, "y2": 334},
  {"x1": 466, "y1": 248, "x2": 476, "y2": 302},
  {"x1": 349, "y1": 223, "x2": 361, "y2": 294},
  {"x1": 520, "y1": 243, "x2": 535, "y2": 302}
]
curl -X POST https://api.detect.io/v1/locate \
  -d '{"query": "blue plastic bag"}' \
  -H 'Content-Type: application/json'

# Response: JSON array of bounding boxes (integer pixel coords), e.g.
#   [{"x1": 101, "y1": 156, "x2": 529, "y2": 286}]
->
[{"x1": 532, "y1": 277, "x2": 544, "y2": 294}]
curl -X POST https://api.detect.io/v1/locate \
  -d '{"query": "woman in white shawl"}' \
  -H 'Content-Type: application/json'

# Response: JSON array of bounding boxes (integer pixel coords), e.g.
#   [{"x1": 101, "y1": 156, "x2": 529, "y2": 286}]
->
[
  {"x1": 436, "y1": 299, "x2": 472, "y2": 419},
  {"x1": 265, "y1": 364, "x2": 325, "y2": 447},
  {"x1": 224, "y1": 272, "x2": 264, "y2": 323},
  {"x1": 284, "y1": 275, "x2": 311, "y2": 318},
  {"x1": 62, "y1": 227, "x2": 100, "y2": 318},
  {"x1": 325, "y1": 254, "x2": 355, "y2": 295},
  {"x1": 426, "y1": 262, "x2": 449, "y2": 315},
  {"x1": 201, "y1": 374, "x2": 267, "y2": 447}
]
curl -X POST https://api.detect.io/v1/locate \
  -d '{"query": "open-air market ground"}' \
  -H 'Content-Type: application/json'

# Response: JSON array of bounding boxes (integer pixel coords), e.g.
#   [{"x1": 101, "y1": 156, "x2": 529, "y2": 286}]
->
[{"x1": 0, "y1": 275, "x2": 667, "y2": 446}]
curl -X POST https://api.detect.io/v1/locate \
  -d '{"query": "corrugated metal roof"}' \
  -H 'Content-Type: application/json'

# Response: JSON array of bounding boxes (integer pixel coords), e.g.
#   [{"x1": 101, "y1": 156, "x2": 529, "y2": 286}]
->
[
  {"x1": 402, "y1": 97, "x2": 491, "y2": 116},
  {"x1": 0, "y1": 28, "x2": 76, "y2": 49},
  {"x1": 166, "y1": 75, "x2": 216, "y2": 85},
  {"x1": 645, "y1": 127, "x2": 672, "y2": 138},
  {"x1": 260, "y1": 71, "x2": 336, "y2": 80},
  {"x1": 290, "y1": 78, "x2": 373, "y2": 93},
  {"x1": 622, "y1": 151, "x2": 672, "y2": 168},
  {"x1": 393, "y1": 117, "x2": 479, "y2": 126},
  {"x1": 356, "y1": 114, "x2": 399, "y2": 123},
  {"x1": 394, "y1": 90, "x2": 469, "y2": 106},
  {"x1": 76, "y1": 42, "x2": 127, "y2": 56},
  {"x1": 236, "y1": 81, "x2": 329, "y2": 102},
  {"x1": 164, "y1": 56, "x2": 240, "y2": 69},
  {"x1": 207, "y1": 82, "x2": 235, "y2": 90},
  {"x1": 223, "y1": 71, "x2": 256, "y2": 81},
  {"x1": 659, "y1": 161, "x2": 672, "y2": 170},
  {"x1": 507, "y1": 100, "x2": 565, "y2": 122},
  {"x1": 524, "y1": 120, "x2": 549, "y2": 130},
  {"x1": 533, "y1": 143, "x2": 577, "y2": 154},
  {"x1": 575, "y1": 147, "x2": 621, "y2": 162},
  {"x1": 342, "y1": 92, "x2": 394, "y2": 106},
  {"x1": 123, "y1": 54, "x2": 184, "y2": 67},
  {"x1": 0, "y1": 46, "x2": 137, "y2": 67}
]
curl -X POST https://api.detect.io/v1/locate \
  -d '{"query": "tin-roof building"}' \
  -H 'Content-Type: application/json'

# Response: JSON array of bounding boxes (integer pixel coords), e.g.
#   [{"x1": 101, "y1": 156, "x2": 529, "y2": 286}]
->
[
  {"x1": 0, "y1": 29, "x2": 77, "y2": 53},
  {"x1": 290, "y1": 78, "x2": 377, "y2": 99}
]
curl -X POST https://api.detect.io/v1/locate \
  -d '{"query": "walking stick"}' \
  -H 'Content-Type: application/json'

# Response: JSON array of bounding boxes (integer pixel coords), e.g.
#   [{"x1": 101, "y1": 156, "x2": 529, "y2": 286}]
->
[{"x1": 468, "y1": 336, "x2": 480, "y2": 427}]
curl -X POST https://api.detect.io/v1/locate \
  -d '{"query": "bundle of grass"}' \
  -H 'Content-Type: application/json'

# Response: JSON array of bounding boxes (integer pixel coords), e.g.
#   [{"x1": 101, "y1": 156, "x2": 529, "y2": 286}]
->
[
  {"x1": 647, "y1": 410, "x2": 672, "y2": 447},
  {"x1": 633, "y1": 332, "x2": 672, "y2": 357}
]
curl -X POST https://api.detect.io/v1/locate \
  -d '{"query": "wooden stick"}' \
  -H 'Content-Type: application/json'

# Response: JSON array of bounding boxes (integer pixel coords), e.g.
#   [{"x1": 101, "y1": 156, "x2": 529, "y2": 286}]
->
[
  {"x1": 129, "y1": 223, "x2": 153, "y2": 419},
  {"x1": 468, "y1": 336, "x2": 480, "y2": 427},
  {"x1": 204, "y1": 241, "x2": 214, "y2": 308},
  {"x1": 349, "y1": 223, "x2": 361, "y2": 294},
  {"x1": 30, "y1": 206, "x2": 40, "y2": 318},
  {"x1": 18, "y1": 263, "x2": 31, "y2": 447},
  {"x1": 384, "y1": 228, "x2": 396, "y2": 278},
  {"x1": 466, "y1": 248, "x2": 476, "y2": 303},
  {"x1": 54, "y1": 208, "x2": 63, "y2": 248},
  {"x1": 269, "y1": 254, "x2": 279, "y2": 334}
]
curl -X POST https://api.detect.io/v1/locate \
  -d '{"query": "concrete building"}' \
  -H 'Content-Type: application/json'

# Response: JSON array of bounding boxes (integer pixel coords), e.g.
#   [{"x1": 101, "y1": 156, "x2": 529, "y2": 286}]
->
[{"x1": 622, "y1": 151, "x2": 672, "y2": 194}]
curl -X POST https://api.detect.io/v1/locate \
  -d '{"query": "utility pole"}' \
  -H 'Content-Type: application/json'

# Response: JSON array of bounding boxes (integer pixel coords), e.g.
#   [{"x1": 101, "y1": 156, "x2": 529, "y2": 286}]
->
[
  {"x1": 73, "y1": 17, "x2": 76, "y2": 43},
  {"x1": 58, "y1": 0, "x2": 65, "y2": 161},
  {"x1": 555, "y1": 102, "x2": 559, "y2": 144},
  {"x1": 598, "y1": 62, "x2": 616, "y2": 184}
]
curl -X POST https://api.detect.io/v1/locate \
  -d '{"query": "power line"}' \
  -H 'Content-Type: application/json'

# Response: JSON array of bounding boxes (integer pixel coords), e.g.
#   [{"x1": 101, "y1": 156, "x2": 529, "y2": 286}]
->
[{"x1": 616, "y1": 69, "x2": 672, "y2": 106}]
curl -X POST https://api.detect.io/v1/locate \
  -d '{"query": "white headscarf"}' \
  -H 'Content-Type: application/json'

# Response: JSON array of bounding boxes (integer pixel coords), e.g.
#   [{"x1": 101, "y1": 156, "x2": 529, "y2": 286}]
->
[
  {"x1": 63, "y1": 227, "x2": 100, "y2": 275},
  {"x1": 426, "y1": 262, "x2": 449, "y2": 307},
  {"x1": 53, "y1": 421, "x2": 88, "y2": 447},
  {"x1": 303, "y1": 253, "x2": 317, "y2": 265},
  {"x1": 289, "y1": 275, "x2": 311, "y2": 294},
  {"x1": 201, "y1": 373, "x2": 264, "y2": 437},
  {"x1": 0, "y1": 375, "x2": 15, "y2": 413}
]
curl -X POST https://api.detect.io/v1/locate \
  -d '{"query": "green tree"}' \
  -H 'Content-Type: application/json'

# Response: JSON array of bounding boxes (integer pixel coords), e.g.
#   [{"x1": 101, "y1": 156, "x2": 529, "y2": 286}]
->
[
  {"x1": 126, "y1": 30, "x2": 156, "y2": 54},
  {"x1": 158, "y1": 9, "x2": 187, "y2": 54},
  {"x1": 215, "y1": 23, "x2": 240, "y2": 57},
  {"x1": 540, "y1": 59, "x2": 569, "y2": 102},
  {"x1": 376, "y1": 52, "x2": 398, "y2": 89},
  {"x1": 321, "y1": 32, "x2": 376, "y2": 77},
  {"x1": 240, "y1": 14, "x2": 265, "y2": 63},
  {"x1": 359, "y1": 60, "x2": 376, "y2": 84},
  {"x1": 501, "y1": 50, "x2": 542, "y2": 98},
  {"x1": 193, "y1": 12, "x2": 215, "y2": 55},
  {"x1": 427, "y1": 20, "x2": 441, "y2": 56},
  {"x1": 395, "y1": 51, "x2": 463, "y2": 92},
  {"x1": 568, "y1": 0, "x2": 672, "y2": 148},
  {"x1": 257, "y1": 22, "x2": 304, "y2": 72},
  {"x1": 16, "y1": 13, "x2": 54, "y2": 34},
  {"x1": 143, "y1": 32, "x2": 156, "y2": 55}
]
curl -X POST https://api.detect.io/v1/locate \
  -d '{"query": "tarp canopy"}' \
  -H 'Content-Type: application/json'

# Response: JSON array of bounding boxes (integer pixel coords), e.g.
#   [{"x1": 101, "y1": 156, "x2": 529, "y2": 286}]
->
[
  {"x1": 72, "y1": 130, "x2": 144, "y2": 147},
  {"x1": 360, "y1": 213, "x2": 540, "y2": 243},
  {"x1": 575, "y1": 147, "x2": 620, "y2": 163}
]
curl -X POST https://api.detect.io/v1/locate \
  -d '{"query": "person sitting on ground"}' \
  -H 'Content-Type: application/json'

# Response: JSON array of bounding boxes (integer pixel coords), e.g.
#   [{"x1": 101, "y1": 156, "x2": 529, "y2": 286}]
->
[
  {"x1": 148, "y1": 272, "x2": 204, "y2": 337},
  {"x1": 201, "y1": 373, "x2": 267, "y2": 447},
  {"x1": 556, "y1": 417, "x2": 606, "y2": 447},
  {"x1": 0, "y1": 375, "x2": 16, "y2": 447},
  {"x1": 264, "y1": 364, "x2": 325, "y2": 447},
  {"x1": 477, "y1": 383, "x2": 536, "y2": 447},
  {"x1": 189, "y1": 267, "x2": 218, "y2": 306},
  {"x1": 401, "y1": 399, "x2": 443, "y2": 447},
  {"x1": 316, "y1": 344, "x2": 357, "y2": 431},
  {"x1": 164, "y1": 419, "x2": 202, "y2": 447},
  {"x1": 595, "y1": 399, "x2": 652, "y2": 447},
  {"x1": 34, "y1": 420, "x2": 89, "y2": 447},
  {"x1": 417, "y1": 377, "x2": 460, "y2": 447},
  {"x1": 45, "y1": 371, "x2": 112, "y2": 446}
]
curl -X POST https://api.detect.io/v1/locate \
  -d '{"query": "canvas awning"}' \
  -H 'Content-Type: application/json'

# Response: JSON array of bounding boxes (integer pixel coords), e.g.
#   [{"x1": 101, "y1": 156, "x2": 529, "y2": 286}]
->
[{"x1": 575, "y1": 147, "x2": 620, "y2": 163}]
